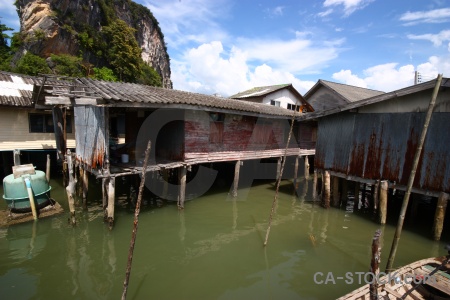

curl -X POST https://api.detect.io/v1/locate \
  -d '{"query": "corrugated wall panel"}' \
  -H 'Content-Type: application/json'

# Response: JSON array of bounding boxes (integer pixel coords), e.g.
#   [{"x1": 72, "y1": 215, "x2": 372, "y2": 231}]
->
[
  {"x1": 315, "y1": 113, "x2": 355, "y2": 173},
  {"x1": 315, "y1": 111, "x2": 450, "y2": 193},
  {"x1": 74, "y1": 106, "x2": 106, "y2": 171}
]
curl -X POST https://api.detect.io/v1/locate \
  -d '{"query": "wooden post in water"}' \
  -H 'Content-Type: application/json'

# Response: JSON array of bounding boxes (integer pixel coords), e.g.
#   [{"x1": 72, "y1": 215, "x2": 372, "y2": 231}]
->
[
  {"x1": 122, "y1": 141, "x2": 151, "y2": 300},
  {"x1": 66, "y1": 149, "x2": 76, "y2": 226},
  {"x1": 369, "y1": 229, "x2": 382, "y2": 300},
  {"x1": 45, "y1": 154, "x2": 50, "y2": 183},
  {"x1": 82, "y1": 167, "x2": 89, "y2": 209},
  {"x1": 107, "y1": 177, "x2": 115, "y2": 228},
  {"x1": 332, "y1": 176, "x2": 339, "y2": 207},
  {"x1": 276, "y1": 157, "x2": 282, "y2": 181},
  {"x1": 379, "y1": 181, "x2": 388, "y2": 224},
  {"x1": 386, "y1": 74, "x2": 443, "y2": 272},
  {"x1": 232, "y1": 160, "x2": 241, "y2": 197},
  {"x1": 102, "y1": 177, "x2": 107, "y2": 220},
  {"x1": 293, "y1": 156, "x2": 299, "y2": 187},
  {"x1": 178, "y1": 166, "x2": 187, "y2": 209},
  {"x1": 433, "y1": 192, "x2": 449, "y2": 241},
  {"x1": 373, "y1": 180, "x2": 380, "y2": 214},
  {"x1": 13, "y1": 149, "x2": 20, "y2": 166},
  {"x1": 312, "y1": 170, "x2": 318, "y2": 200},
  {"x1": 362, "y1": 183, "x2": 367, "y2": 209},
  {"x1": 354, "y1": 182, "x2": 360, "y2": 211},
  {"x1": 322, "y1": 170, "x2": 330, "y2": 208},
  {"x1": 304, "y1": 155, "x2": 310, "y2": 179}
]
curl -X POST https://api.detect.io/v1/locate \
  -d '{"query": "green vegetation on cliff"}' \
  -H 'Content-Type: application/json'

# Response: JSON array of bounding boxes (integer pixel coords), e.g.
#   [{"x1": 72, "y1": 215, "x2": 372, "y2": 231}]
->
[{"x1": 0, "y1": 0, "x2": 164, "y2": 87}]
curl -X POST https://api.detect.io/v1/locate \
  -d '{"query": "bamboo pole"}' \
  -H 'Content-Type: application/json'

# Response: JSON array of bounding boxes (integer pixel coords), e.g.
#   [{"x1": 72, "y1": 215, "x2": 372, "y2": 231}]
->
[
  {"x1": 66, "y1": 149, "x2": 76, "y2": 226},
  {"x1": 369, "y1": 229, "x2": 382, "y2": 300},
  {"x1": 45, "y1": 154, "x2": 50, "y2": 183},
  {"x1": 231, "y1": 160, "x2": 241, "y2": 197},
  {"x1": 433, "y1": 192, "x2": 449, "y2": 241},
  {"x1": 122, "y1": 140, "x2": 151, "y2": 300},
  {"x1": 304, "y1": 155, "x2": 310, "y2": 179},
  {"x1": 24, "y1": 177, "x2": 38, "y2": 220},
  {"x1": 386, "y1": 74, "x2": 443, "y2": 272},
  {"x1": 322, "y1": 170, "x2": 330, "y2": 208},
  {"x1": 379, "y1": 181, "x2": 388, "y2": 224},
  {"x1": 178, "y1": 166, "x2": 187, "y2": 209},
  {"x1": 263, "y1": 112, "x2": 296, "y2": 247}
]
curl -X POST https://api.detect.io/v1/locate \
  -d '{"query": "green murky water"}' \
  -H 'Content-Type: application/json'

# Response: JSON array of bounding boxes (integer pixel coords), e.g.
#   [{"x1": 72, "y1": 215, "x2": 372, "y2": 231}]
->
[{"x1": 0, "y1": 176, "x2": 447, "y2": 299}]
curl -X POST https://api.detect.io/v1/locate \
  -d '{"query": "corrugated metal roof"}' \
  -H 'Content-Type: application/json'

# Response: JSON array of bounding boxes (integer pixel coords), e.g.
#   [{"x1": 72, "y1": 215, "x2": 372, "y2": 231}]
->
[
  {"x1": 229, "y1": 84, "x2": 293, "y2": 99},
  {"x1": 319, "y1": 80, "x2": 385, "y2": 103},
  {"x1": 0, "y1": 71, "x2": 41, "y2": 107},
  {"x1": 299, "y1": 77, "x2": 450, "y2": 120},
  {"x1": 74, "y1": 78, "x2": 302, "y2": 117}
]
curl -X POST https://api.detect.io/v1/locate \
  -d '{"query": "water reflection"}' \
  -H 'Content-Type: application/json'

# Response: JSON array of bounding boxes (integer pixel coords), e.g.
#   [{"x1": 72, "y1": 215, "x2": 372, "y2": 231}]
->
[{"x1": 0, "y1": 178, "x2": 447, "y2": 299}]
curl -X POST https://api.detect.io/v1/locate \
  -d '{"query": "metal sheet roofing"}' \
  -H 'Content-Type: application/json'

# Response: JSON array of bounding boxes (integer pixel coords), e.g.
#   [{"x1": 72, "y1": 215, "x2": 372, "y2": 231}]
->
[
  {"x1": 229, "y1": 84, "x2": 293, "y2": 99},
  {"x1": 74, "y1": 78, "x2": 302, "y2": 118},
  {"x1": 0, "y1": 71, "x2": 40, "y2": 107}
]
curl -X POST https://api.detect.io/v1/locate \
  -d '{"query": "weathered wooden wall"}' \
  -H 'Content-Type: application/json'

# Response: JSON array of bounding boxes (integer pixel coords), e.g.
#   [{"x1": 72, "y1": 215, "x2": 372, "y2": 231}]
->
[
  {"x1": 315, "y1": 112, "x2": 450, "y2": 193},
  {"x1": 74, "y1": 106, "x2": 107, "y2": 173},
  {"x1": 298, "y1": 121, "x2": 316, "y2": 150},
  {"x1": 184, "y1": 110, "x2": 308, "y2": 163}
]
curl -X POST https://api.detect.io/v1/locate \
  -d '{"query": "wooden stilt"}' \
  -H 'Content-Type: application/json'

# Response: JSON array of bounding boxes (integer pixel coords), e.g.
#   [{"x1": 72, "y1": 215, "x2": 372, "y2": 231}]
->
[
  {"x1": 231, "y1": 160, "x2": 241, "y2": 197},
  {"x1": 322, "y1": 170, "x2": 330, "y2": 208},
  {"x1": 332, "y1": 176, "x2": 340, "y2": 207},
  {"x1": 354, "y1": 182, "x2": 360, "y2": 211},
  {"x1": 341, "y1": 179, "x2": 348, "y2": 208},
  {"x1": 276, "y1": 157, "x2": 282, "y2": 181},
  {"x1": 45, "y1": 154, "x2": 51, "y2": 183},
  {"x1": 66, "y1": 149, "x2": 76, "y2": 226},
  {"x1": 373, "y1": 180, "x2": 380, "y2": 214},
  {"x1": 433, "y1": 192, "x2": 449, "y2": 241},
  {"x1": 304, "y1": 155, "x2": 310, "y2": 179},
  {"x1": 107, "y1": 176, "x2": 115, "y2": 228},
  {"x1": 293, "y1": 156, "x2": 299, "y2": 186},
  {"x1": 178, "y1": 166, "x2": 187, "y2": 209},
  {"x1": 13, "y1": 149, "x2": 20, "y2": 166},
  {"x1": 102, "y1": 177, "x2": 108, "y2": 221},
  {"x1": 82, "y1": 167, "x2": 89, "y2": 209},
  {"x1": 379, "y1": 181, "x2": 388, "y2": 224},
  {"x1": 312, "y1": 170, "x2": 318, "y2": 200},
  {"x1": 369, "y1": 229, "x2": 382, "y2": 300}
]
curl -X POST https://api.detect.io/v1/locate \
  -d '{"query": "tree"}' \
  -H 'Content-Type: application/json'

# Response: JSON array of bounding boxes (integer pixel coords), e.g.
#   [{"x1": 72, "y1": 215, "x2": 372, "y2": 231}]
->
[
  {"x1": 15, "y1": 52, "x2": 51, "y2": 76},
  {"x1": 50, "y1": 54, "x2": 83, "y2": 77},
  {"x1": 0, "y1": 20, "x2": 13, "y2": 59},
  {"x1": 102, "y1": 20, "x2": 141, "y2": 82},
  {"x1": 92, "y1": 66, "x2": 117, "y2": 81},
  {"x1": 136, "y1": 62, "x2": 162, "y2": 87}
]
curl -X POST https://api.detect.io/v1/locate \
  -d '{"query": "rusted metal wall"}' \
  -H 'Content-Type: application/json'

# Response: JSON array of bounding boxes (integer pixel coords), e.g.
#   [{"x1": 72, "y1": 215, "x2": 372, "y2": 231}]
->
[
  {"x1": 315, "y1": 112, "x2": 450, "y2": 193},
  {"x1": 184, "y1": 110, "x2": 297, "y2": 155},
  {"x1": 74, "y1": 106, "x2": 107, "y2": 172},
  {"x1": 298, "y1": 121, "x2": 317, "y2": 150}
]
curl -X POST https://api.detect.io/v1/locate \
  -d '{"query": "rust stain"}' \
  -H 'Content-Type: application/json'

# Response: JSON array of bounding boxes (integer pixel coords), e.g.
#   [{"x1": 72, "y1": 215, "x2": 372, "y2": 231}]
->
[
  {"x1": 349, "y1": 143, "x2": 365, "y2": 177},
  {"x1": 364, "y1": 128, "x2": 383, "y2": 179}
]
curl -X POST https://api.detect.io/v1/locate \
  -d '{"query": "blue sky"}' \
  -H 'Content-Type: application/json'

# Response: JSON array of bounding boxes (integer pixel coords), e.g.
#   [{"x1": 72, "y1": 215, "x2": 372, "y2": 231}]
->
[{"x1": 2, "y1": 0, "x2": 450, "y2": 96}]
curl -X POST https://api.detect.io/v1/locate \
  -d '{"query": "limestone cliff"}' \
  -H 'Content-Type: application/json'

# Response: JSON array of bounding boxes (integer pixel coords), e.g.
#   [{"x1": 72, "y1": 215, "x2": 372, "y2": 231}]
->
[{"x1": 15, "y1": 0, "x2": 172, "y2": 88}]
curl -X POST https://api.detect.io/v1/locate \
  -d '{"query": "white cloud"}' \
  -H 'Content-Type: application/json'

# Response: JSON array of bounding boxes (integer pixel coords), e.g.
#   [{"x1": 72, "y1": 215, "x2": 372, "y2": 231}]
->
[
  {"x1": 270, "y1": 6, "x2": 285, "y2": 17},
  {"x1": 172, "y1": 41, "x2": 316, "y2": 97},
  {"x1": 332, "y1": 56, "x2": 450, "y2": 92},
  {"x1": 143, "y1": 0, "x2": 229, "y2": 48},
  {"x1": 407, "y1": 30, "x2": 450, "y2": 47},
  {"x1": 318, "y1": 9, "x2": 333, "y2": 17},
  {"x1": 332, "y1": 70, "x2": 368, "y2": 88},
  {"x1": 400, "y1": 8, "x2": 450, "y2": 25},
  {"x1": 323, "y1": 0, "x2": 374, "y2": 17}
]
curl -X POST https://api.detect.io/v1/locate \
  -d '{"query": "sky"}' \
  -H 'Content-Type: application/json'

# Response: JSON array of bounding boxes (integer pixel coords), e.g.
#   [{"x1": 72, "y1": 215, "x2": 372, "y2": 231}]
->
[{"x1": 1, "y1": 0, "x2": 450, "y2": 97}]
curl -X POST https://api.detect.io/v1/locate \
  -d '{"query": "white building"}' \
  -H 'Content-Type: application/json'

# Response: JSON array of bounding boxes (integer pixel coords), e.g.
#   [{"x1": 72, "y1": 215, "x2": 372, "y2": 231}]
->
[{"x1": 230, "y1": 83, "x2": 312, "y2": 112}]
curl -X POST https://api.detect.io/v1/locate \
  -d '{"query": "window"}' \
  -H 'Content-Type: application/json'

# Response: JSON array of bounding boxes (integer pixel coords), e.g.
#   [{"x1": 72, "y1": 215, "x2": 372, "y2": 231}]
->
[
  {"x1": 270, "y1": 100, "x2": 281, "y2": 107},
  {"x1": 29, "y1": 113, "x2": 72, "y2": 133}
]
